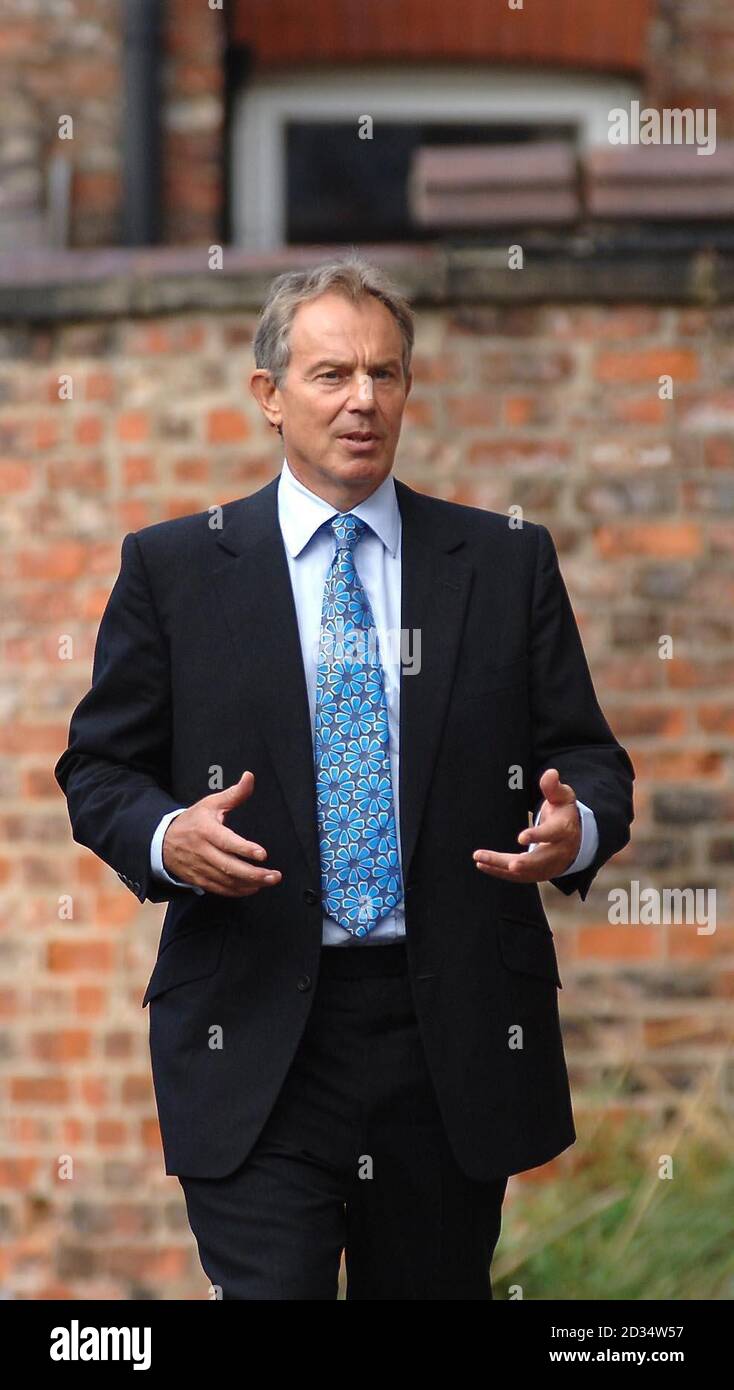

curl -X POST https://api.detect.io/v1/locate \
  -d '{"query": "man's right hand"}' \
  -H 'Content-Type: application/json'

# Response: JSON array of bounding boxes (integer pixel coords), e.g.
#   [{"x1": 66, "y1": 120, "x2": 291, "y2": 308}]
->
[{"x1": 162, "y1": 771, "x2": 283, "y2": 898}]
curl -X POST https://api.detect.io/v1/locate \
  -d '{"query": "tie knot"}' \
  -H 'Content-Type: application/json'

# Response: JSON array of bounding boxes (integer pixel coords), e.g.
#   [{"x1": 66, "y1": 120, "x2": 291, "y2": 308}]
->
[{"x1": 330, "y1": 512, "x2": 367, "y2": 551}]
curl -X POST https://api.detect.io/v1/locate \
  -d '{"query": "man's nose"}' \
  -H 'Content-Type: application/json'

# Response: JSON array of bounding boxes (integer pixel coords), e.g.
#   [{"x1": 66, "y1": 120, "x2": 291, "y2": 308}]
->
[{"x1": 345, "y1": 372, "x2": 376, "y2": 408}]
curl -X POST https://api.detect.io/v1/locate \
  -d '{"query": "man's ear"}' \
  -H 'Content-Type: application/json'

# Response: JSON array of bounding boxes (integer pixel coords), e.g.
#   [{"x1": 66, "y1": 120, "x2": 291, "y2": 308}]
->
[{"x1": 250, "y1": 368, "x2": 283, "y2": 434}]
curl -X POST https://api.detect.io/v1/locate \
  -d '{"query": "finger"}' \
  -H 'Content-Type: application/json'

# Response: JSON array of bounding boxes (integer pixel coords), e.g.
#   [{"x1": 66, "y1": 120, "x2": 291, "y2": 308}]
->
[
  {"x1": 538, "y1": 767, "x2": 576, "y2": 806},
  {"x1": 194, "y1": 872, "x2": 262, "y2": 897},
  {"x1": 205, "y1": 843, "x2": 282, "y2": 886},
  {"x1": 207, "y1": 823, "x2": 269, "y2": 861},
  {"x1": 474, "y1": 853, "x2": 542, "y2": 880},
  {"x1": 473, "y1": 849, "x2": 530, "y2": 874},
  {"x1": 474, "y1": 845, "x2": 559, "y2": 882},
  {"x1": 204, "y1": 770, "x2": 255, "y2": 811},
  {"x1": 517, "y1": 818, "x2": 571, "y2": 847},
  {"x1": 196, "y1": 866, "x2": 276, "y2": 896},
  {"x1": 473, "y1": 848, "x2": 511, "y2": 869}
]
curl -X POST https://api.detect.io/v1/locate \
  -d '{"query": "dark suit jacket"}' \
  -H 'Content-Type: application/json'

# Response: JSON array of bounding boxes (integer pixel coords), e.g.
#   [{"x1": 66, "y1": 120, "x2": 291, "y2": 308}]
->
[{"x1": 54, "y1": 474, "x2": 634, "y2": 1181}]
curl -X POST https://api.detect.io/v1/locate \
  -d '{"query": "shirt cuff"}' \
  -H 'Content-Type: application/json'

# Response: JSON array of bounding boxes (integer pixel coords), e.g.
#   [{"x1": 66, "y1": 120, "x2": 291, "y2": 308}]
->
[
  {"x1": 150, "y1": 808, "x2": 205, "y2": 895},
  {"x1": 527, "y1": 799, "x2": 599, "y2": 876}
]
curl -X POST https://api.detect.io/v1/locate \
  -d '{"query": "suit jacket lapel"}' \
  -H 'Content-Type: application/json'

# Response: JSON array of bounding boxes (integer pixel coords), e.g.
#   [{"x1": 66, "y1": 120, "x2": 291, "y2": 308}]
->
[
  {"x1": 211, "y1": 476, "x2": 322, "y2": 882},
  {"x1": 394, "y1": 480, "x2": 472, "y2": 884},
  {"x1": 209, "y1": 473, "x2": 472, "y2": 891}
]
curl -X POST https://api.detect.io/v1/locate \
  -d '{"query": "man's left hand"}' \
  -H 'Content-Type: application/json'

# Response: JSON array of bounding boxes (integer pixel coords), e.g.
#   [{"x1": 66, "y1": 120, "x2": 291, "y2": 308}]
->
[{"x1": 472, "y1": 768, "x2": 581, "y2": 883}]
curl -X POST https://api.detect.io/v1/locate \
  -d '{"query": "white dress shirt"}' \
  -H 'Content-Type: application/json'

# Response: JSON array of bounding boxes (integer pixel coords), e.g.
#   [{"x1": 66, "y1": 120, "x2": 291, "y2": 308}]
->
[{"x1": 150, "y1": 458, "x2": 599, "y2": 939}]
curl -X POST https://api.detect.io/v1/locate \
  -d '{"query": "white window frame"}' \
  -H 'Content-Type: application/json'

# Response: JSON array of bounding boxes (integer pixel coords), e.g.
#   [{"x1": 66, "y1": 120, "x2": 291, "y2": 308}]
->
[{"x1": 231, "y1": 64, "x2": 638, "y2": 250}]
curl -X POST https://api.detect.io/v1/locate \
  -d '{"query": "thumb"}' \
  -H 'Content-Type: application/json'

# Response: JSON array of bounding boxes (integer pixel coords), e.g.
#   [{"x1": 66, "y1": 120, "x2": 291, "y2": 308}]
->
[
  {"x1": 539, "y1": 767, "x2": 575, "y2": 805},
  {"x1": 206, "y1": 769, "x2": 255, "y2": 815}
]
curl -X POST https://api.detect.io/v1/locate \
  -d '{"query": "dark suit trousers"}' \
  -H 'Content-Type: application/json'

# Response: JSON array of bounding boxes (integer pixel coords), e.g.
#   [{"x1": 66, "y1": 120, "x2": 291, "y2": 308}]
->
[{"x1": 178, "y1": 940, "x2": 508, "y2": 1299}]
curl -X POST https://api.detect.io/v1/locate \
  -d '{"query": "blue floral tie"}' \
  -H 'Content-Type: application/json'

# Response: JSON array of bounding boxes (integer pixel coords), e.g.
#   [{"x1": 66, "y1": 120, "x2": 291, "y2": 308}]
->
[{"x1": 314, "y1": 512, "x2": 403, "y2": 937}]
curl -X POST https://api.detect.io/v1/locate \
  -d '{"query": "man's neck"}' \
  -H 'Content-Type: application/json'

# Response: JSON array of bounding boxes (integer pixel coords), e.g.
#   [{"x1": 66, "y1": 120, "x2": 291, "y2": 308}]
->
[{"x1": 284, "y1": 458, "x2": 388, "y2": 512}]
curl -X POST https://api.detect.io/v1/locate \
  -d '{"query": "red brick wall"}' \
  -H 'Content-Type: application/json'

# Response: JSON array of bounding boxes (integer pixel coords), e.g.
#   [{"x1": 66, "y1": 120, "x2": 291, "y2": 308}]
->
[
  {"x1": 0, "y1": 0, "x2": 225, "y2": 249},
  {"x1": 0, "y1": 286, "x2": 732, "y2": 1296}
]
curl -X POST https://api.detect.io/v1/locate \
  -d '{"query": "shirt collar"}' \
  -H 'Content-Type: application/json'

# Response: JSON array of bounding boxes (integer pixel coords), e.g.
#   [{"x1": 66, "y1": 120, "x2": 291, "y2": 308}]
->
[{"x1": 278, "y1": 456, "x2": 400, "y2": 558}]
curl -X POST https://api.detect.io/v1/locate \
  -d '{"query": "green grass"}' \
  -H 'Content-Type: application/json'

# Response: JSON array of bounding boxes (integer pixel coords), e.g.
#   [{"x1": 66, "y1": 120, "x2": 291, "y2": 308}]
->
[{"x1": 494, "y1": 1090, "x2": 734, "y2": 1301}]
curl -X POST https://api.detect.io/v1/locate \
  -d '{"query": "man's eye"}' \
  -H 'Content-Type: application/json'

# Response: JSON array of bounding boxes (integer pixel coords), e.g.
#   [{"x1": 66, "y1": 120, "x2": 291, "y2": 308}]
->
[{"x1": 319, "y1": 371, "x2": 340, "y2": 381}]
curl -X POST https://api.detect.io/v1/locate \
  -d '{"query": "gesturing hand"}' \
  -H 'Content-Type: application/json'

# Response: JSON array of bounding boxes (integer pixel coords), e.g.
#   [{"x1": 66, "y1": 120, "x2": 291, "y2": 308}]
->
[
  {"x1": 162, "y1": 770, "x2": 283, "y2": 897},
  {"x1": 472, "y1": 768, "x2": 582, "y2": 883}
]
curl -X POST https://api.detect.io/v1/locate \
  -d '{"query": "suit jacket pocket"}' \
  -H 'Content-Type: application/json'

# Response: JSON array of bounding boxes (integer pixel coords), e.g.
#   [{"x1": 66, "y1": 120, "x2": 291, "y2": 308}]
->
[
  {"x1": 497, "y1": 914, "x2": 562, "y2": 989},
  {"x1": 141, "y1": 922, "x2": 227, "y2": 1007}
]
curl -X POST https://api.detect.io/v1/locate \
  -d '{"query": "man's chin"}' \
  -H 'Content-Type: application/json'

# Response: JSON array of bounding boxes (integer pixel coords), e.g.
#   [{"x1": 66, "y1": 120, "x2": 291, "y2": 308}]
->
[{"x1": 330, "y1": 443, "x2": 392, "y2": 475}]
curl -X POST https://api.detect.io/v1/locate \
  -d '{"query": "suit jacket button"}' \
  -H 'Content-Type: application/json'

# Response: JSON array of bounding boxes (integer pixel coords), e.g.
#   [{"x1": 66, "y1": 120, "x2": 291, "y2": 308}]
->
[
  {"x1": 297, "y1": 974, "x2": 312, "y2": 991},
  {"x1": 303, "y1": 889, "x2": 320, "y2": 905}
]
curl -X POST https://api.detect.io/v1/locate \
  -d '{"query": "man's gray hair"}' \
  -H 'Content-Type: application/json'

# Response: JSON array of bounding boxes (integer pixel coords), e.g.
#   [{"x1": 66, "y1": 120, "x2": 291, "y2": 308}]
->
[{"x1": 253, "y1": 251, "x2": 415, "y2": 388}]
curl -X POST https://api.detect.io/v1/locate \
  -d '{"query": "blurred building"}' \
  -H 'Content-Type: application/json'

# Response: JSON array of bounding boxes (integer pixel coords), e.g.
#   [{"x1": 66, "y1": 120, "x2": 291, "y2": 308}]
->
[{"x1": 2, "y1": 0, "x2": 734, "y2": 251}]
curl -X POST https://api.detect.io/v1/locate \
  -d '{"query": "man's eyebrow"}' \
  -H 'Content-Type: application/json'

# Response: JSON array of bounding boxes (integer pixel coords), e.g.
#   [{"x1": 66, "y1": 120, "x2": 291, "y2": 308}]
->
[
  {"x1": 307, "y1": 358, "x2": 352, "y2": 373},
  {"x1": 307, "y1": 357, "x2": 402, "y2": 373}
]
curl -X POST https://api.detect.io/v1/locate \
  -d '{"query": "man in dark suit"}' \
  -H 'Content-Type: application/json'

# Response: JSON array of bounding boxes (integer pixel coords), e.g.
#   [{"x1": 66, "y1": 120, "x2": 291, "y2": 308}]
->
[{"x1": 55, "y1": 254, "x2": 634, "y2": 1300}]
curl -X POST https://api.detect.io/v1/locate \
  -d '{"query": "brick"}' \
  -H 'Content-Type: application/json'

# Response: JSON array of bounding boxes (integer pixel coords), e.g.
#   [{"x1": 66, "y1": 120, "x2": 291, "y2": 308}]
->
[
  {"x1": 667, "y1": 658, "x2": 734, "y2": 689},
  {"x1": 410, "y1": 354, "x2": 460, "y2": 385},
  {"x1": 652, "y1": 790, "x2": 724, "y2": 824},
  {"x1": 123, "y1": 322, "x2": 207, "y2": 355},
  {"x1": 630, "y1": 750, "x2": 724, "y2": 780},
  {"x1": 0, "y1": 1159, "x2": 39, "y2": 1188},
  {"x1": 577, "y1": 926, "x2": 662, "y2": 962},
  {"x1": 10, "y1": 1077, "x2": 70, "y2": 1104},
  {"x1": 709, "y1": 839, "x2": 734, "y2": 864},
  {"x1": 123, "y1": 455, "x2": 154, "y2": 487},
  {"x1": 683, "y1": 478, "x2": 734, "y2": 511},
  {"x1": 96, "y1": 1120, "x2": 127, "y2": 1148},
  {"x1": 74, "y1": 415, "x2": 103, "y2": 446},
  {"x1": 704, "y1": 437, "x2": 734, "y2": 469},
  {"x1": 173, "y1": 456, "x2": 210, "y2": 482},
  {"x1": 116, "y1": 411, "x2": 149, "y2": 443},
  {"x1": 468, "y1": 439, "x2": 571, "y2": 469},
  {"x1": 47, "y1": 941, "x2": 115, "y2": 974},
  {"x1": 31, "y1": 1030, "x2": 91, "y2": 1063},
  {"x1": 620, "y1": 837, "x2": 690, "y2": 870},
  {"x1": 578, "y1": 480, "x2": 675, "y2": 519},
  {"x1": 403, "y1": 397, "x2": 435, "y2": 428},
  {"x1": 595, "y1": 349, "x2": 700, "y2": 384},
  {"x1": 502, "y1": 394, "x2": 549, "y2": 427},
  {"x1": 444, "y1": 395, "x2": 499, "y2": 428},
  {"x1": 73, "y1": 170, "x2": 120, "y2": 211},
  {"x1": 47, "y1": 458, "x2": 106, "y2": 491},
  {"x1": 84, "y1": 371, "x2": 115, "y2": 402},
  {"x1": 594, "y1": 523, "x2": 702, "y2": 559},
  {"x1": 697, "y1": 704, "x2": 734, "y2": 733},
  {"x1": 633, "y1": 565, "x2": 694, "y2": 602},
  {"x1": 606, "y1": 706, "x2": 686, "y2": 738},
  {"x1": 480, "y1": 349, "x2": 575, "y2": 384},
  {"x1": 610, "y1": 395, "x2": 666, "y2": 425},
  {"x1": 206, "y1": 408, "x2": 251, "y2": 443},
  {"x1": 13, "y1": 539, "x2": 88, "y2": 580},
  {"x1": 34, "y1": 418, "x2": 61, "y2": 450},
  {"x1": 0, "y1": 460, "x2": 33, "y2": 491}
]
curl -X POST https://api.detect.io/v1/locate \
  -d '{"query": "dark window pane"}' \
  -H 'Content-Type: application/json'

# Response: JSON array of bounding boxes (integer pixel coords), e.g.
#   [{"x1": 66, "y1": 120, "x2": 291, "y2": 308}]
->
[{"x1": 285, "y1": 120, "x2": 576, "y2": 243}]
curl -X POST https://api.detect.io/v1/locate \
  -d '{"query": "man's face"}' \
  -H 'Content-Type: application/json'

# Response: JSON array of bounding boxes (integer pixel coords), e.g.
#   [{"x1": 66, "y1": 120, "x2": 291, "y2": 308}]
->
[{"x1": 251, "y1": 291, "x2": 412, "y2": 509}]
